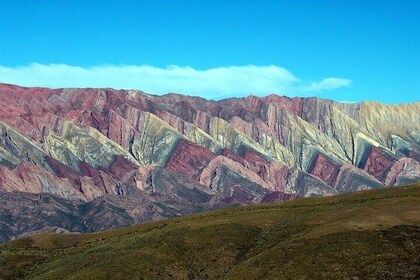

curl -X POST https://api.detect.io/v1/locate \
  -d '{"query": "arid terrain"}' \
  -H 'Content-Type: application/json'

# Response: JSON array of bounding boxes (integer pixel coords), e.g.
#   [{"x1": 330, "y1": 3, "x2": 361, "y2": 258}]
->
[
  {"x1": 1, "y1": 183, "x2": 419, "y2": 279},
  {"x1": 0, "y1": 83, "x2": 419, "y2": 241}
]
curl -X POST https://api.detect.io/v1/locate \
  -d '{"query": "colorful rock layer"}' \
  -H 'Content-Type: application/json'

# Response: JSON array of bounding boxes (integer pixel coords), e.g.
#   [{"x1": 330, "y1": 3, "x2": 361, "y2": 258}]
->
[{"x1": 0, "y1": 83, "x2": 419, "y2": 241}]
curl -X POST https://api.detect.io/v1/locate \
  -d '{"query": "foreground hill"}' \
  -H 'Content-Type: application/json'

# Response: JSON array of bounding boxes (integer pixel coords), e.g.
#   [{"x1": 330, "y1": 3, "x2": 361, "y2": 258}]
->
[
  {"x1": 1, "y1": 183, "x2": 419, "y2": 279},
  {"x1": 0, "y1": 83, "x2": 419, "y2": 240}
]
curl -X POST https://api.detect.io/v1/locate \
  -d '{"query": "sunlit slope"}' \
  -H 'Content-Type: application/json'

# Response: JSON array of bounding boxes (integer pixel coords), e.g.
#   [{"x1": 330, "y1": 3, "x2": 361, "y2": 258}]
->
[{"x1": 1, "y1": 183, "x2": 419, "y2": 279}]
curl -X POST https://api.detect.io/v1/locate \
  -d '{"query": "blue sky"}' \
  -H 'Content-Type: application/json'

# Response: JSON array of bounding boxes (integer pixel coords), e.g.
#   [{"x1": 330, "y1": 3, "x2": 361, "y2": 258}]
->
[{"x1": 0, "y1": 1, "x2": 419, "y2": 103}]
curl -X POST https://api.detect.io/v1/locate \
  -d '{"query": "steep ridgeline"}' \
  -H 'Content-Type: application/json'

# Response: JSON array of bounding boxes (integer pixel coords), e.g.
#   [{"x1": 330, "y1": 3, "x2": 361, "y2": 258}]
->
[{"x1": 0, "y1": 83, "x2": 419, "y2": 240}]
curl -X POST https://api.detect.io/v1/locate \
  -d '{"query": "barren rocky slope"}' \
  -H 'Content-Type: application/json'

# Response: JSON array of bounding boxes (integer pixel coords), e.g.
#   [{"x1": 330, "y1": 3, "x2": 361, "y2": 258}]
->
[{"x1": 0, "y1": 83, "x2": 419, "y2": 241}]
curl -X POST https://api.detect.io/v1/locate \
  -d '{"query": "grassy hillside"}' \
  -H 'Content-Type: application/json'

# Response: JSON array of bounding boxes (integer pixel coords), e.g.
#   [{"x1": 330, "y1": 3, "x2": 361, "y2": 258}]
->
[{"x1": 1, "y1": 183, "x2": 419, "y2": 279}]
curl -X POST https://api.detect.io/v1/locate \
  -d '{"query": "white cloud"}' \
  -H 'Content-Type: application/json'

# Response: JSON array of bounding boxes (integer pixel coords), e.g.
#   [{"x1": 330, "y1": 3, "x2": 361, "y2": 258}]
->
[
  {"x1": 303, "y1": 78, "x2": 352, "y2": 92},
  {"x1": 0, "y1": 63, "x2": 351, "y2": 99}
]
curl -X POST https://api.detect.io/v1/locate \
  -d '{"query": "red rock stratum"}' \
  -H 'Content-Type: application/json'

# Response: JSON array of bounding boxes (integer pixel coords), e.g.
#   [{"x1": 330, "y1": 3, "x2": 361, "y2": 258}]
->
[{"x1": 0, "y1": 83, "x2": 419, "y2": 241}]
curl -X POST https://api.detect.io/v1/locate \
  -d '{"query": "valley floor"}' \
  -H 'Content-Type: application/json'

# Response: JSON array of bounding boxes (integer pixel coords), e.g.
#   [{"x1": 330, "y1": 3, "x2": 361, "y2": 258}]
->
[{"x1": 1, "y1": 183, "x2": 419, "y2": 279}]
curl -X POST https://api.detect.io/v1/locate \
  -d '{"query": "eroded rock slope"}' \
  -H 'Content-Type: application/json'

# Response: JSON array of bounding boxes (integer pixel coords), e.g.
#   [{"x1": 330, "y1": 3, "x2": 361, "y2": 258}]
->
[{"x1": 0, "y1": 83, "x2": 419, "y2": 240}]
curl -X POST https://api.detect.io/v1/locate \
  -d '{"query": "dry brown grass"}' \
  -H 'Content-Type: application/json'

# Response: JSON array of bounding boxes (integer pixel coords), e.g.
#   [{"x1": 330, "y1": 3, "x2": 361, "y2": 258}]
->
[{"x1": 1, "y1": 183, "x2": 419, "y2": 279}]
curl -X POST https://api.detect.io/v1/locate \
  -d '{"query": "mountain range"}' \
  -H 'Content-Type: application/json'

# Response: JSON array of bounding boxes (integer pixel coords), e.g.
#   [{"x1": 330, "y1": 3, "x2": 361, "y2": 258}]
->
[{"x1": 0, "y1": 82, "x2": 419, "y2": 241}]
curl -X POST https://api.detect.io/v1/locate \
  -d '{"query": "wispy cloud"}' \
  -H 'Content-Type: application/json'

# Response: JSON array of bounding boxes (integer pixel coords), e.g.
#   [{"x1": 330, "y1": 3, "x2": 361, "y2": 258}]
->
[
  {"x1": 0, "y1": 63, "x2": 351, "y2": 99},
  {"x1": 302, "y1": 78, "x2": 352, "y2": 92}
]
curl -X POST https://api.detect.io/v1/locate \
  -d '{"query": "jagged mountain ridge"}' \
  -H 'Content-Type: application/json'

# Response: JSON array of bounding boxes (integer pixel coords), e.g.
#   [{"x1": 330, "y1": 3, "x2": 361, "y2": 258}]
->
[{"x1": 0, "y1": 83, "x2": 419, "y2": 240}]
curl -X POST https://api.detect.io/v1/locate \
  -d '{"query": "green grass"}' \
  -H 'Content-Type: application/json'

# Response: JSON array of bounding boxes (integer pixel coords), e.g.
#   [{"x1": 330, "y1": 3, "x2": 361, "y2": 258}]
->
[{"x1": 1, "y1": 183, "x2": 419, "y2": 279}]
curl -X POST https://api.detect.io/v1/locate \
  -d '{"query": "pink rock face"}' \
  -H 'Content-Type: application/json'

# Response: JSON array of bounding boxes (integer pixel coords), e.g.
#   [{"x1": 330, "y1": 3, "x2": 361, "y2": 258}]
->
[
  {"x1": 108, "y1": 155, "x2": 139, "y2": 178},
  {"x1": 268, "y1": 163, "x2": 290, "y2": 192},
  {"x1": 363, "y1": 146, "x2": 396, "y2": 182},
  {"x1": 0, "y1": 82, "x2": 418, "y2": 240},
  {"x1": 0, "y1": 163, "x2": 86, "y2": 200},
  {"x1": 165, "y1": 139, "x2": 216, "y2": 179},
  {"x1": 308, "y1": 153, "x2": 341, "y2": 186},
  {"x1": 385, "y1": 158, "x2": 420, "y2": 186},
  {"x1": 198, "y1": 155, "x2": 273, "y2": 191},
  {"x1": 220, "y1": 148, "x2": 247, "y2": 165}
]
